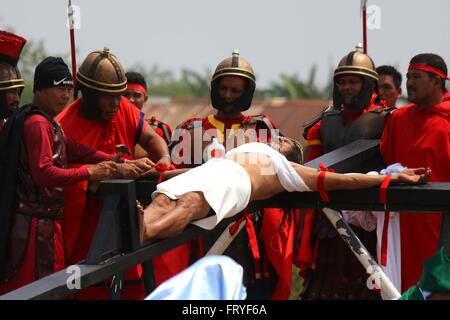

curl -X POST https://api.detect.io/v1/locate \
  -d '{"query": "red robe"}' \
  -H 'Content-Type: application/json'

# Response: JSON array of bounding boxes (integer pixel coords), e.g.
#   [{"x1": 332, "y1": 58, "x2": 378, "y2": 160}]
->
[
  {"x1": 56, "y1": 97, "x2": 146, "y2": 299},
  {"x1": 380, "y1": 100, "x2": 450, "y2": 291},
  {"x1": 260, "y1": 208, "x2": 301, "y2": 299}
]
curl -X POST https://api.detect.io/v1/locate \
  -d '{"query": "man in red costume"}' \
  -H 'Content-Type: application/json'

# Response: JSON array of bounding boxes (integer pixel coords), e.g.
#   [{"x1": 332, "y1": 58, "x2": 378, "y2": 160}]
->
[
  {"x1": 0, "y1": 57, "x2": 147, "y2": 294},
  {"x1": 300, "y1": 49, "x2": 389, "y2": 299},
  {"x1": 56, "y1": 48, "x2": 171, "y2": 299},
  {"x1": 123, "y1": 71, "x2": 173, "y2": 159},
  {"x1": 0, "y1": 30, "x2": 27, "y2": 132},
  {"x1": 380, "y1": 53, "x2": 450, "y2": 292}
]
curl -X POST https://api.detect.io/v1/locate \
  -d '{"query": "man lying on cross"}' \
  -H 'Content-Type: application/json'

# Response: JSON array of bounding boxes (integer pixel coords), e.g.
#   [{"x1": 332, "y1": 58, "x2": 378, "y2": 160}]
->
[{"x1": 137, "y1": 137, "x2": 430, "y2": 242}]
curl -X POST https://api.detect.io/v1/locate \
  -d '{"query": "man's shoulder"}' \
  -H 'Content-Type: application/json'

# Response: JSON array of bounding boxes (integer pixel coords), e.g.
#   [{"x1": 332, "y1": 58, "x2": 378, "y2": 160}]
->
[
  {"x1": 24, "y1": 113, "x2": 50, "y2": 126},
  {"x1": 146, "y1": 116, "x2": 173, "y2": 130},
  {"x1": 305, "y1": 120, "x2": 322, "y2": 141},
  {"x1": 175, "y1": 117, "x2": 206, "y2": 130},
  {"x1": 119, "y1": 97, "x2": 142, "y2": 116},
  {"x1": 388, "y1": 104, "x2": 415, "y2": 118}
]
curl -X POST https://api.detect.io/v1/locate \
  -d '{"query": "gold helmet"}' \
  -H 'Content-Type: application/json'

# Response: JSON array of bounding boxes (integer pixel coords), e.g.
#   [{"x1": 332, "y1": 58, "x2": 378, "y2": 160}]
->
[
  {"x1": 76, "y1": 47, "x2": 127, "y2": 93},
  {"x1": 334, "y1": 50, "x2": 378, "y2": 81},
  {"x1": 333, "y1": 48, "x2": 379, "y2": 110},
  {"x1": 210, "y1": 50, "x2": 256, "y2": 111}
]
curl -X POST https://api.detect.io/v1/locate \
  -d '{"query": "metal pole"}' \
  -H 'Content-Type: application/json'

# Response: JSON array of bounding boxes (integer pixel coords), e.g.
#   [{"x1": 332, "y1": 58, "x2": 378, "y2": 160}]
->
[
  {"x1": 68, "y1": 0, "x2": 77, "y2": 98},
  {"x1": 206, "y1": 220, "x2": 246, "y2": 256},
  {"x1": 361, "y1": 0, "x2": 368, "y2": 54}
]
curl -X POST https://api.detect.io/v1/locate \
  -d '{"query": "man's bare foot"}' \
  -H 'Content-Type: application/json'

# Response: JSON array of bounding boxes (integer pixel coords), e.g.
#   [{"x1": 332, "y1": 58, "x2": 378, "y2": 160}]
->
[{"x1": 141, "y1": 194, "x2": 177, "y2": 241}]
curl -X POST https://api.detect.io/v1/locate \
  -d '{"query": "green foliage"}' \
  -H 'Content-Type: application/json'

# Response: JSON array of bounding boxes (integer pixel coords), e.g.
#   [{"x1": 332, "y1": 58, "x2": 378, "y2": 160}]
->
[
  {"x1": 263, "y1": 65, "x2": 333, "y2": 100},
  {"x1": 130, "y1": 62, "x2": 334, "y2": 100},
  {"x1": 128, "y1": 64, "x2": 212, "y2": 98}
]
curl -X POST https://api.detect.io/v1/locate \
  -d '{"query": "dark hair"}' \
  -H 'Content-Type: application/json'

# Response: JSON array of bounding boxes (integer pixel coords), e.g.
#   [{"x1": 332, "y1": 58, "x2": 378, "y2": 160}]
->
[
  {"x1": 283, "y1": 137, "x2": 304, "y2": 164},
  {"x1": 376, "y1": 65, "x2": 402, "y2": 88},
  {"x1": 410, "y1": 53, "x2": 448, "y2": 90},
  {"x1": 126, "y1": 71, "x2": 147, "y2": 90}
]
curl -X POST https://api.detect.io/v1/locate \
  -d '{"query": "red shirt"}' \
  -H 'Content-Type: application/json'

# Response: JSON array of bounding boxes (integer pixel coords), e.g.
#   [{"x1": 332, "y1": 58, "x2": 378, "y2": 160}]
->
[
  {"x1": 381, "y1": 101, "x2": 450, "y2": 291},
  {"x1": 23, "y1": 114, "x2": 111, "y2": 187}
]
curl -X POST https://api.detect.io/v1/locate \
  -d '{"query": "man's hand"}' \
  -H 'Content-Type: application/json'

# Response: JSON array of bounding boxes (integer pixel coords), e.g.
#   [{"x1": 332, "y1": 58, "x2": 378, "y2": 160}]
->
[
  {"x1": 111, "y1": 162, "x2": 145, "y2": 179},
  {"x1": 392, "y1": 167, "x2": 431, "y2": 184},
  {"x1": 125, "y1": 158, "x2": 155, "y2": 172},
  {"x1": 87, "y1": 161, "x2": 116, "y2": 181}
]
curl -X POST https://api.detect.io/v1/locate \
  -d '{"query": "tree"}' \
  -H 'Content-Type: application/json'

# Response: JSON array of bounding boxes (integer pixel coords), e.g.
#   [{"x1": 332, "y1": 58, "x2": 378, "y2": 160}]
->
[{"x1": 262, "y1": 65, "x2": 334, "y2": 100}]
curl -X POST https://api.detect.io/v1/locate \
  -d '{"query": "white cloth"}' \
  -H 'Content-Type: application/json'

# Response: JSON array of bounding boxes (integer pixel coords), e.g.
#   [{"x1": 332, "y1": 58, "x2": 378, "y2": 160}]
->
[
  {"x1": 341, "y1": 162, "x2": 404, "y2": 294},
  {"x1": 225, "y1": 142, "x2": 310, "y2": 192},
  {"x1": 153, "y1": 157, "x2": 252, "y2": 230},
  {"x1": 145, "y1": 255, "x2": 246, "y2": 300},
  {"x1": 374, "y1": 210, "x2": 401, "y2": 296}
]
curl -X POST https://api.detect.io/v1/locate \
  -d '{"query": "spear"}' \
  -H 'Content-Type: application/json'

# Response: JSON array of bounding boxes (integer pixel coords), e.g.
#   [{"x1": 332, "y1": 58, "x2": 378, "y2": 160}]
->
[
  {"x1": 68, "y1": 0, "x2": 77, "y2": 97},
  {"x1": 361, "y1": 0, "x2": 368, "y2": 54},
  {"x1": 322, "y1": 208, "x2": 401, "y2": 300}
]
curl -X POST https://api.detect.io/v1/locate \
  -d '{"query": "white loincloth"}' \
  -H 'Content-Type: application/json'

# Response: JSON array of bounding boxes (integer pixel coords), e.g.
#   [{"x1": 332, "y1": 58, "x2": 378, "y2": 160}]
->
[
  {"x1": 153, "y1": 142, "x2": 310, "y2": 230},
  {"x1": 153, "y1": 157, "x2": 252, "y2": 230},
  {"x1": 225, "y1": 142, "x2": 311, "y2": 192}
]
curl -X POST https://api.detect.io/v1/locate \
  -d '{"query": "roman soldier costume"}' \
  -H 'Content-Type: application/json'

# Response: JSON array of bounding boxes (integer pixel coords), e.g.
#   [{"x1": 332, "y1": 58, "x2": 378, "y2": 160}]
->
[
  {"x1": 299, "y1": 50, "x2": 391, "y2": 300},
  {"x1": 170, "y1": 51, "x2": 293, "y2": 299}
]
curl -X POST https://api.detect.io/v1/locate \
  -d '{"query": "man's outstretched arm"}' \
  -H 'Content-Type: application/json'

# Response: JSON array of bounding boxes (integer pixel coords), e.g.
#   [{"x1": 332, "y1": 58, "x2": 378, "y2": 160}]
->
[{"x1": 291, "y1": 163, "x2": 431, "y2": 192}]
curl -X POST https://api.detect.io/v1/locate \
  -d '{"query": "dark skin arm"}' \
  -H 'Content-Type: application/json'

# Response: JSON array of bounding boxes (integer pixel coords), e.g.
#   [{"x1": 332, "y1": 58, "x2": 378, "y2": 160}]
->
[
  {"x1": 138, "y1": 125, "x2": 172, "y2": 167},
  {"x1": 140, "y1": 168, "x2": 190, "y2": 180}
]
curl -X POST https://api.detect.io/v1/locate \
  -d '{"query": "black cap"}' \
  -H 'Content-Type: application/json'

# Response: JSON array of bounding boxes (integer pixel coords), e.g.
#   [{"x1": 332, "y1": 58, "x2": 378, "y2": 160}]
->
[{"x1": 33, "y1": 57, "x2": 73, "y2": 93}]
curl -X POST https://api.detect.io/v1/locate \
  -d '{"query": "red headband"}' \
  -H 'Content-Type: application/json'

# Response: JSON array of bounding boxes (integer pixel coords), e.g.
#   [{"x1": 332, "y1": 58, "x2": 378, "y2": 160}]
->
[
  {"x1": 126, "y1": 83, "x2": 147, "y2": 96},
  {"x1": 409, "y1": 63, "x2": 450, "y2": 81}
]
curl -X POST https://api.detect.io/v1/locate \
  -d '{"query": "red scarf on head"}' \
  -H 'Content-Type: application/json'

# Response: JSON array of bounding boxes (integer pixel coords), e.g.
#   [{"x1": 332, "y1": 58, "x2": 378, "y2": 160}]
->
[{"x1": 126, "y1": 83, "x2": 147, "y2": 96}]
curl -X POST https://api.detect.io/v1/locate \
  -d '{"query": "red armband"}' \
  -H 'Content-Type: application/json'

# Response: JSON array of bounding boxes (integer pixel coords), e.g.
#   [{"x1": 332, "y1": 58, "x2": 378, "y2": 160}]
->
[
  {"x1": 155, "y1": 163, "x2": 176, "y2": 184},
  {"x1": 379, "y1": 175, "x2": 391, "y2": 205},
  {"x1": 379, "y1": 175, "x2": 391, "y2": 267},
  {"x1": 317, "y1": 162, "x2": 334, "y2": 202},
  {"x1": 317, "y1": 171, "x2": 330, "y2": 202}
]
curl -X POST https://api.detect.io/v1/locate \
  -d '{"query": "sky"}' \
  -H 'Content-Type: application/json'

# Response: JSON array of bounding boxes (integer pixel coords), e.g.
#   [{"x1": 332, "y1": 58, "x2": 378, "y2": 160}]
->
[{"x1": 1, "y1": 0, "x2": 450, "y2": 91}]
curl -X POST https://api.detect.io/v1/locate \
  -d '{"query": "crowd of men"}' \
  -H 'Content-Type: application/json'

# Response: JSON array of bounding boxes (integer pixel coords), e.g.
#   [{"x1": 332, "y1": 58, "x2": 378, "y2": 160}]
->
[{"x1": 0, "y1": 28, "x2": 449, "y2": 300}]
